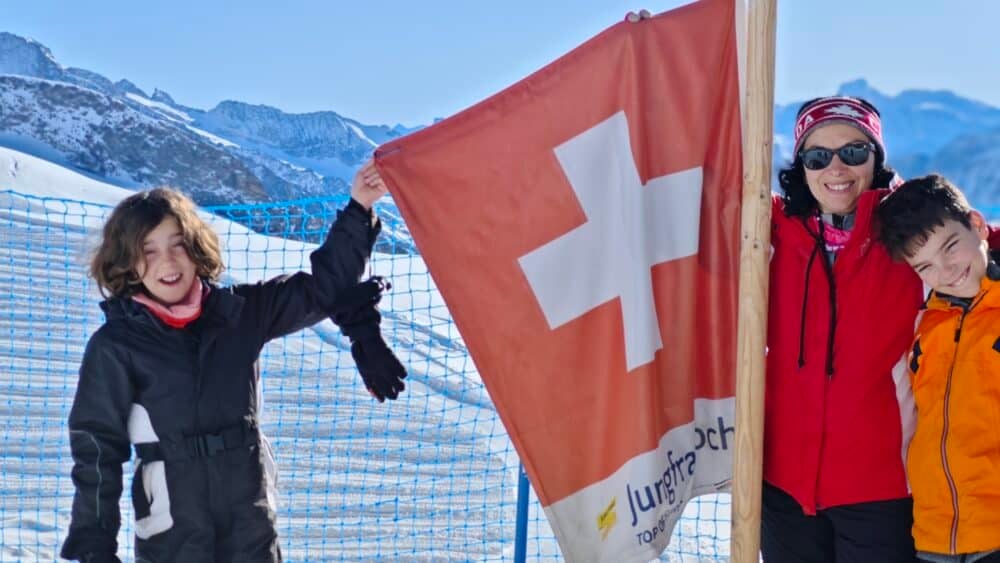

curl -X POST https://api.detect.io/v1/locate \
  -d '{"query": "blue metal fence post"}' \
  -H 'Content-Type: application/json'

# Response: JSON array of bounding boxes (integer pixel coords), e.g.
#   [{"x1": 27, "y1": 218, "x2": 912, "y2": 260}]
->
[{"x1": 514, "y1": 463, "x2": 530, "y2": 563}]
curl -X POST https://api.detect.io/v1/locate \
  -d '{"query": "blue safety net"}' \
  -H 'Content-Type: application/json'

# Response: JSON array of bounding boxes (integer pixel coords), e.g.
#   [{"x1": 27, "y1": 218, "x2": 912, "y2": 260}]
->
[{"x1": 0, "y1": 189, "x2": 733, "y2": 562}]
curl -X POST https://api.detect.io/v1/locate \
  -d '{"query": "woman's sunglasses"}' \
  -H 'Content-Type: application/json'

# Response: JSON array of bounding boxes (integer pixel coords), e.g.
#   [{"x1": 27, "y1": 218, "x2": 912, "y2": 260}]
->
[{"x1": 799, "y1": 141, "x2": 875, "y2": 170}]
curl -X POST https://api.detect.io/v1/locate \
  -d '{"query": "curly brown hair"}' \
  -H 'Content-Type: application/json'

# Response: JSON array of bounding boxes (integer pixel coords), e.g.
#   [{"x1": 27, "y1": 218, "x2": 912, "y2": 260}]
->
[{"x1": 90, "y1": 188, "x2": 223, "y2": 298}]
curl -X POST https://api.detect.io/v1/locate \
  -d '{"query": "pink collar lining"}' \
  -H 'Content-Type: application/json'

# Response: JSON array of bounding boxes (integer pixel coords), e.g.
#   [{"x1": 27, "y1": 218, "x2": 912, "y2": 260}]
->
[{"x1": 132, "y1": 279, "x2": 208, "y2": 329}]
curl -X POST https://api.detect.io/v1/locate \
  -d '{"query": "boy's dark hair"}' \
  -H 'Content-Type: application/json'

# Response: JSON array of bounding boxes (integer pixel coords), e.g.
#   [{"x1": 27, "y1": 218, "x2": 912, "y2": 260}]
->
[
  {"x1": 91, "y1": 187, "x2": 223, "y2": 298},
  {"x1": 876, "y1": 174, "x2": 974, "y2": 261},
  {"x1": 779, "y1": 96, "x2": 897, "y2": 217}
]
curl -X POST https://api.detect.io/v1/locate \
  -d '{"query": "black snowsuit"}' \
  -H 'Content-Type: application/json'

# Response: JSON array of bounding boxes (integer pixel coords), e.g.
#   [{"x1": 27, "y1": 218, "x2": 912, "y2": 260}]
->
[{"x1": 60, "y1": 200, "x2": 379, "y2": 563}]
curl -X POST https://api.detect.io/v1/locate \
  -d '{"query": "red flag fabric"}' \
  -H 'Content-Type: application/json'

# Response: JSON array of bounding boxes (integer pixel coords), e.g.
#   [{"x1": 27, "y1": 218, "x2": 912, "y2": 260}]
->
[{"x1": 375, "y1": 0, "x2": 741, "y2": 560}]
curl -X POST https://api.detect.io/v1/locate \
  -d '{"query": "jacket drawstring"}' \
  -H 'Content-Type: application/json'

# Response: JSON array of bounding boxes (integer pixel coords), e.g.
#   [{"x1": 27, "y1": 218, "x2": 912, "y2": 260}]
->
[
  {"x1": 798, "y1": 236, "x2": 821, "y2": 369},
  {"x1": 798, "y1": 215, "x2": 838, "y2": 377},
  {"x1": 816, "y1": 218, "x2": 837, "y2": 377}
]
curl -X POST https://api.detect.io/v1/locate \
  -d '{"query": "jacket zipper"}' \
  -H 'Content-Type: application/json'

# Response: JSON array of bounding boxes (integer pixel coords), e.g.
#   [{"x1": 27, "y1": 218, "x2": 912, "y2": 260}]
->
[
  {"x1": 942, "y1": 305, "x2": 971, "y2": 554},
  {"x1": 191, "y1": 331, "x2": 203, "y2": 438},
  {"x1": 813, "y1": 368, "x2": 831, "y2": 510}
]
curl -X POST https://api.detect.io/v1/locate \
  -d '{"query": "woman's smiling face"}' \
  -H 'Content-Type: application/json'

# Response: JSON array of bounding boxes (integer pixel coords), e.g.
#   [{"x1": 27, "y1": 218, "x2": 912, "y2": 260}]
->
[{"x1": 801, "y1": 122, "x2": 876, "y2": 215}]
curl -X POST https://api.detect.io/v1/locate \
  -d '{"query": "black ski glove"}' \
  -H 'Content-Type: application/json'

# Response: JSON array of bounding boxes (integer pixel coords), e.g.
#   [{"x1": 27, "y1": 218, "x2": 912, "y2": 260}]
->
[
  {"x1": 331, "y1": 277, "x2": 407, "y2": 402},
  {"x1": 60, "y1": 529, "x2": 120, "y2": 563}
]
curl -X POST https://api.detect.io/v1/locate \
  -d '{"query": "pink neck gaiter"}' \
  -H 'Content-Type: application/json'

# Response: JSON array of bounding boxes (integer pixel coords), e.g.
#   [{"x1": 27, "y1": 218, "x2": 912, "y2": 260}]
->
[{"x1": 132, "y1": 279, "x2": 208, "y2": 329}]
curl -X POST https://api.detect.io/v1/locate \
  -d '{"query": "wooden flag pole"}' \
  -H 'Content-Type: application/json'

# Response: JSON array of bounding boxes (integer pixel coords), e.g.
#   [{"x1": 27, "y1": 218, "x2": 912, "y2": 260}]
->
[{"x1": 731, "y1": 0, "x2": 776, "y2": 562}]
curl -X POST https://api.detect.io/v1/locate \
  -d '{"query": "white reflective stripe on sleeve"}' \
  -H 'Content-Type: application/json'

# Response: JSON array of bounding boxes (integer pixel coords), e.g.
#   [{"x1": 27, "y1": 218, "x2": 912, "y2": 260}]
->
[{"x1": 69, "y1": 430, "x2": 104, "y2": 520}]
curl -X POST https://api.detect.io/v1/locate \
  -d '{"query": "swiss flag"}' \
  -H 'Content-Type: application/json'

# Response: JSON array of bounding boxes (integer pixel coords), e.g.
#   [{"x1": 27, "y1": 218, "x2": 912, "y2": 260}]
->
[{"x1": 376, "y1": 0, "x2": 741, "y2": 560}]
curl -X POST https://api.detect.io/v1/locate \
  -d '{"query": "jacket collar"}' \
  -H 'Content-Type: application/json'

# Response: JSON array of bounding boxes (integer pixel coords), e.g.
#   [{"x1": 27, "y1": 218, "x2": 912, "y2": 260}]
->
[
  {"x1": 101, "y1": 282, "x2": 244, "y2": 329},
  {"x1": 778, "y1": 189, "x2": 882, "y2": 261}
]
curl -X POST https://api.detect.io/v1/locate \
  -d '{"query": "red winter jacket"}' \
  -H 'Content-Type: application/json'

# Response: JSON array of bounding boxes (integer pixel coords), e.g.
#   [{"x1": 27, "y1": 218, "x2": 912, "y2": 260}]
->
[{"x1": 764, "y1": 189, "x2": 924, "y2": 514}]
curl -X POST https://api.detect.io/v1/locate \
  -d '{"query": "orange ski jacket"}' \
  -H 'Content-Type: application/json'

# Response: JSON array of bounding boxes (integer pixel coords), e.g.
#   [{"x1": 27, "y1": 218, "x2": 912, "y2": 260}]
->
[{"x1": 908, "y1": 265, "x2": 1000, "y2": 555}]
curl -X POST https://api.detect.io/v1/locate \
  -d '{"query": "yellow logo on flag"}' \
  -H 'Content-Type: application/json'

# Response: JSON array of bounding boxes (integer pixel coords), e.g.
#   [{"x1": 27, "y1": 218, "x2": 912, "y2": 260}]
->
[{"x1": 597, "y1": 497, "x2": 617, "y2": 540}]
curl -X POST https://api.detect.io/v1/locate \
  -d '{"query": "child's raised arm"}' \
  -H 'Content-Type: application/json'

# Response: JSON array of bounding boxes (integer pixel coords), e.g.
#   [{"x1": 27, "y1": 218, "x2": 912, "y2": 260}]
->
[{"x1": 244, "y1": 160, "x2": 388, "y2": 342}]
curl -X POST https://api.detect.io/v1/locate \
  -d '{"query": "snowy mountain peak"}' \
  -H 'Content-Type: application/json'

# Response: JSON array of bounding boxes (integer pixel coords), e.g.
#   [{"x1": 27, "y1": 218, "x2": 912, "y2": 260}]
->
[
  {"x1": 65, "y1": 67, "x2": 116, "y2": 93},
  {"x1": 151, "y1": 88, "x2": 176, "y2": 105},
  {"x1": 0, "y1": 32, "x2": 414, "y2": 193},
  {"x1": 114, "y1": 79, "x2": 147, "y2": 98},
  {"x1": 0, "y1": 32, "x2": 63, "y2": 80},
  {"x1": 198, "y1": 101, "x2": 376, "y2": 166},
  {"x1": 210, "y1": 99, "x2": 298, "y2": 121},
  {"x1": 836, "y1": 78, "x2": 888, "y2": 105},
  {"x1": 0, "y1": 74, "x2": 270, "y2": 205}
]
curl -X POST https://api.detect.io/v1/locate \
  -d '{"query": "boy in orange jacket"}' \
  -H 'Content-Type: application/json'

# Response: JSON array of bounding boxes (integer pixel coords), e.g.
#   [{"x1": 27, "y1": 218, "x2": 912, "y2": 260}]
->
[{"x1": 877, "y1": 174, "x2": 1000, "y2": 563}]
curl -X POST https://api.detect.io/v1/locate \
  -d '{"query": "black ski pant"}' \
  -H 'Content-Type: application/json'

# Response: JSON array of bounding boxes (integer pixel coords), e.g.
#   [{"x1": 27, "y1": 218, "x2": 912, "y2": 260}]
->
[{"x1": 760, "y1": 481, "x2": 916, "y2": 563}]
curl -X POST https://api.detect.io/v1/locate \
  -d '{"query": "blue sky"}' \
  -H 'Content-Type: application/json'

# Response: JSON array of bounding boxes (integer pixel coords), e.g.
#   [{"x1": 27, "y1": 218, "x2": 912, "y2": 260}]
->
[{"x1": 6, "y1": 0, "x2": 999, "y2": 126}]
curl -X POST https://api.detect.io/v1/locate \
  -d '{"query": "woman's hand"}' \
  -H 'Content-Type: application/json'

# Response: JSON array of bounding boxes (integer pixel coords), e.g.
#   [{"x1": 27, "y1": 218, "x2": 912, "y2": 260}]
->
[{"x1": 350, "y1": 159, "x2": 389, "y2": 211}]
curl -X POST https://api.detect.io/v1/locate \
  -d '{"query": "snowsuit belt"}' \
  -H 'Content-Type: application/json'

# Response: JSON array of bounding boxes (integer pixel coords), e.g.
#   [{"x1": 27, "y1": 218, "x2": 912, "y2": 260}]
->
[{"x1": 135, "y1": 420, "x2": 258, "y2": 461}]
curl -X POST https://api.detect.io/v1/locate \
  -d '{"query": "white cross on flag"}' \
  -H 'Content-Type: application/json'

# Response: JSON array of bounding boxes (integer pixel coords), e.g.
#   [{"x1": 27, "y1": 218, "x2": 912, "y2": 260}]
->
[{"x1": 375, "y1": 0, "x2": 742, "y2": 560}]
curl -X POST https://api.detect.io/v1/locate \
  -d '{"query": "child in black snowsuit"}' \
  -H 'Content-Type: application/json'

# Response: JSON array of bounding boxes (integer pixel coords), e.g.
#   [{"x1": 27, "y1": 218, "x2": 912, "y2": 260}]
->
[{"x1": 60, "y1": 161, "x2": 399, "y2": 563}]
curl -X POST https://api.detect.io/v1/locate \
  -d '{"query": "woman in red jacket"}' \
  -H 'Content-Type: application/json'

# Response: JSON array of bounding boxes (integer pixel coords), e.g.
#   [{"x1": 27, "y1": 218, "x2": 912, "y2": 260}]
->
[{"x1": 762, "y1": 96, "x2": 923, "y2": 562}]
